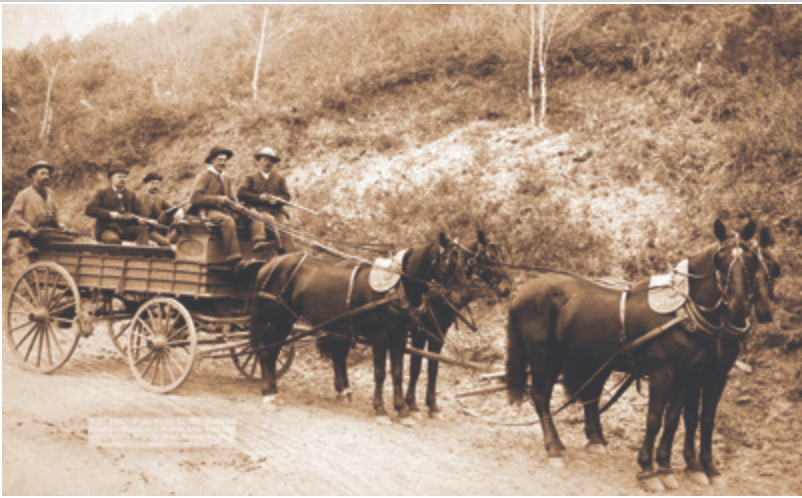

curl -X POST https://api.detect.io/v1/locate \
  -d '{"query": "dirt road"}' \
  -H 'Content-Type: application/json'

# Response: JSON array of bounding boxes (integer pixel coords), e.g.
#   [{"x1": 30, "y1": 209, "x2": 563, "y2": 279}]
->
[{"x1": 3, "y1": 331, "x2": 799, "y2": 495}]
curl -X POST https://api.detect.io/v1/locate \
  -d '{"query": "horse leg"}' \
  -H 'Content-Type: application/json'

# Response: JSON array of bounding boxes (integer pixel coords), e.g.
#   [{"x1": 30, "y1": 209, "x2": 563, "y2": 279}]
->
[
  {"x1": 371, "y1": 336, "x2": 389, "y2": 418},
  {"x1": 405, "y1": 331, "x2": 425, "y2": 413},
  {"x1": 425, "y1": 335, "x2": 444, "y2": 415},
  {"x1": 682, "y1": 384, "x2": 709, "y2": 485},
  {"x1": 580, "y1": 374, "x2": 610, "y2": 454},
  {"x1": 529, "y1": 343, "x2": 567, "y2": 466},
  {"x1": 390, "y1": 329, "x2": 410, "y2": 419},
  {"x1": 332, "y1": 340, "x2": 352, "y2": 401},
  {"x1": 699, "y1": 339, "x2": 740, "y2": 486},
  {"x1": 637, "y1": 367, "x2": 674, "y2": 492},
  {"x1": 655, "y1": 381, "x2": 686, "y2": 490}
]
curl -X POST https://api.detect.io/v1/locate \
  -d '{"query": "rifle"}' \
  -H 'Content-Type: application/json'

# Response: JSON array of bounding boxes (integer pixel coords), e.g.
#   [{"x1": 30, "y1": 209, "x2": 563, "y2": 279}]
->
[
  {"x1": 38, "y1": 227, "x2": 93, "y2": 238},
  {"x1": 126, "y1": 215, "x2": 170, "y2": 232},
  {"x1": 259, "y1": 192, "x2": 320, "y2": 216},
  {"x1": 162, "y1": 200, "x2": 189, "y2": 217}
]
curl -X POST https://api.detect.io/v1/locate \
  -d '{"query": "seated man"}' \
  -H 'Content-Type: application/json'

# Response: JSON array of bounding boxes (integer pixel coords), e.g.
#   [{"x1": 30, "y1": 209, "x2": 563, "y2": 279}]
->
[
  {"x1": 136, "y1": 171, "x2": 172, "y2": 246},
  {"x1": 188, "y1": 145, "x2": 244, "y2": 267},
  {"x1": 7, "y1": 160, "x2": 73, "y2": 254},
  {"x1": 237, "y1": 146, "x2": 296, "y2": 256},
  {"x1": 85, "y1": 162, "x2": 149, "y2": 245}
]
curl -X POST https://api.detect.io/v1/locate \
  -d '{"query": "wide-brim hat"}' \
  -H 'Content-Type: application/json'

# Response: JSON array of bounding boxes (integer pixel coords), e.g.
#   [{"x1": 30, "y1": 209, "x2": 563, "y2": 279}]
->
[
  {"x1": 254, "y1": 147, "x2": 281, "y2": 162},
  {"x1": 107, "y1": 161, "x2": 129, "y2": 179},
  {"x1": 27, "y1": 160, "x2": 54, "y2": 178},
  {"x1": 142, "y1": 171, "x2": 163, "y2": 184},
  {"x1": 205, "y1": 146, "x2": 234, "y2": 164}
]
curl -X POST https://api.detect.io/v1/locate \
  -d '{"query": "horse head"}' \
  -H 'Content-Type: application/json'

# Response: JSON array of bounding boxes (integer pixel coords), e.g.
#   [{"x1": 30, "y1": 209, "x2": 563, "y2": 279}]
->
[
  {"x1": 402, "y1": 232, "x2": 472, "y2": 309},
  {"x1": 751, "y1": 226, "x2": 782, "y2": 323},
  {"x1": 710, "y1": 218, "x2": 760, "y2": 329},
  {"x1": 467, "y1": 229, "x2": 512, "y2": 298}
]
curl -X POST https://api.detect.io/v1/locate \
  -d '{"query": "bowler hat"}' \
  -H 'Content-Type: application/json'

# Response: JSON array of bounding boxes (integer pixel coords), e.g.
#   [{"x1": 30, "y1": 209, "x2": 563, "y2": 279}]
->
[
  {"x1": 27, "y1": 160, "x2": 54, "y2": 178},
  {"x1": 107, "y1": 161, "x2": 129, "y2": 179},
  {"x1": 142, "y1": 171, "x2": 163, "y2": 184},
  {"x1": 254, "y1": 147, "x2": 281, "y2": 162},
  {"x1": 205, "y1": 146, "x2": 234, "y2": 164}
]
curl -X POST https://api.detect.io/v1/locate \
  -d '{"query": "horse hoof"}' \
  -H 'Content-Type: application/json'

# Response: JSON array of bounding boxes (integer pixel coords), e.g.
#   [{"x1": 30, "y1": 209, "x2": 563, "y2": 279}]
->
[
  {"x1": 709, "y1": 475, "x2": 727, "y2": 487},
  {"x1": 399, "y1": 417, "x2": 416, "y2": 428},
  {"x1": 428, "y1": 411, "x2": 442, "y2": 420},
  {"x1": 548, "y1": 457, "x2": 565, "y2": 469},
  {"x1": 639, "y1": 476, "x2": 665, "y2": 493},
  {"x1": 376, "y1": 416, "x2": 393, "y2": 426},
  {"x1": 659, "y1": 472, "x2": 679, "y2": 490},
  {"x1": 411, "y1": 411, "x2": 425, "y2": 420},
  {"x1": 685, "y1": 470, "x2": 710, "y2": 486},
  {"x1": 586, "y1": 443, "x2": 608, "y2": 455}
]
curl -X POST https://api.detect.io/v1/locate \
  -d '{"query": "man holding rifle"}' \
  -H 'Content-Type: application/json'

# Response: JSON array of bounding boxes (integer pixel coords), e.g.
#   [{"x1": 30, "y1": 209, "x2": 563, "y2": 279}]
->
[
  {"x1": 85, "y1": 162, "x2": 150, "y2": 245},
  {"x1": 237, "y1": 146, "x2": 297, "y2": 255},
  {"x1": 136, "y1": 171, "x2": 173, "y2": 246},
  {"x1": 8, "y1": 160, "x2": 74, "y2": 254}
]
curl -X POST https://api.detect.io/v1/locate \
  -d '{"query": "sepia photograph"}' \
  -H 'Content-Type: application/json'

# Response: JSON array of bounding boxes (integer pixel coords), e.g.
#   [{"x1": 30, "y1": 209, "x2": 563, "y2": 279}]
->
[{"x1": 2, "y1": 3, "x2": 801, "y2": 495}]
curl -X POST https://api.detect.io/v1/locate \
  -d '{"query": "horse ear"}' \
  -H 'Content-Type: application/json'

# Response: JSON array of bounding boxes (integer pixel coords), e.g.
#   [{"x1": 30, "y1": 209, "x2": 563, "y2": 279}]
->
[
  {"x1": 759, "y1": 226, "x2": 774, "y2": 248},
  {"x1": 741, "y1": 219, "x2": 757, "y2": 242},
  {"x1": 713, "y1": 219, "x2": 728, "y2": 242},
  {"x1": 439, "y1": 232, "x2": 451, "y2": 249},
  {"x1": 477, "y1": 229, "x2": 487, "y2": 246}
]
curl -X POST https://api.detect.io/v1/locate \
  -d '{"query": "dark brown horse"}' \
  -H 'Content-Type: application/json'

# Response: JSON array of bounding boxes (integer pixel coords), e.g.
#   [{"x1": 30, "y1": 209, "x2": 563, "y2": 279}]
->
[
  {"x1": 506, "y1": 219, "x2": 759, "y2": 491},
  {"x1": 251, "y1": 233, "x2": 472, "y2": 419},
  {"x1": 650, "y1": 226, "x2": 782, "y2": 489},
  {"x1": 405, "y1": 230, "x2": 513, "y2": 415}
]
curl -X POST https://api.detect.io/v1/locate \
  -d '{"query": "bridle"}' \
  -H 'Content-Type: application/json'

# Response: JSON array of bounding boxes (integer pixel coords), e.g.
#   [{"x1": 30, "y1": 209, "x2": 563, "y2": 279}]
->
[{"x1": 686, "y1": 239, "x2": 756, "y2": 336}]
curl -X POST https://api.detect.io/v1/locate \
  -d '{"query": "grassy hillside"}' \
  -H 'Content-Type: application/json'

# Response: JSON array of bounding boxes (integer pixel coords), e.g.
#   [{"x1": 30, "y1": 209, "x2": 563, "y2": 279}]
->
[{"x1": 3, "y1": 5, "x2": 801, "y2": 344}]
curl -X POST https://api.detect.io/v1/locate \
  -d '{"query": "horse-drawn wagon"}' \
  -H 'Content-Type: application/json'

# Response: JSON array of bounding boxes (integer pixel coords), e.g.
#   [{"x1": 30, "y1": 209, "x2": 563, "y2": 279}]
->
[{"x1": 4, "y1": 218, "x2": 296, "y2": 393}]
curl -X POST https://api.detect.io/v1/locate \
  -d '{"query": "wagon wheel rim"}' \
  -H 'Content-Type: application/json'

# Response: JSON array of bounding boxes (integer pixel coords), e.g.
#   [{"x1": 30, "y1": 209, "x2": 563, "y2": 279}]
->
[
  {"x1": 231, "y1": 342, "x2": 295, "y2": 381},
  {"x1": 127, "y1": 297, "x2": 197, "y2": 393},
  {"x1": 3, "y1": 262, "x2": 82, "y2": 373}
]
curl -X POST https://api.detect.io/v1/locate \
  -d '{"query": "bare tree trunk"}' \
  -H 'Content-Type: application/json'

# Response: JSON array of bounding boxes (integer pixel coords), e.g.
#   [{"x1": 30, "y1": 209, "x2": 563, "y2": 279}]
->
[
  {"x1": 252, "y1": 6, "x2": 269, "y2": 101},
  {"x1": 538, "y1": 4, "x2": 547, "y2": 129},
  {"x1": 39, "y1": 61, "x2": 60, "y2": 144},
  {"x1": 528, "y1": 5, "x2": 536, "y2": 128}
]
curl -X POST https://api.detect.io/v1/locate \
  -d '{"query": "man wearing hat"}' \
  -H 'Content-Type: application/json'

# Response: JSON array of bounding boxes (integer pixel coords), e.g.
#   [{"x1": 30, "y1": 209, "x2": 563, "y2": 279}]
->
[
  {"x1": 8, "y1": 160, "x2": 73, "y2": 250},
  {"x1": 85, "y1": 162, "x2": 149, "y2": 245},
  {"x1": 237, "y1": 146, "x2": 296, "y2": 256},
  {"x1": 189, "y1": 146, "x2": 243, "y2": 266},
  {"x1": 137, "y1": 171, "x2": 172, "y2": 246}
]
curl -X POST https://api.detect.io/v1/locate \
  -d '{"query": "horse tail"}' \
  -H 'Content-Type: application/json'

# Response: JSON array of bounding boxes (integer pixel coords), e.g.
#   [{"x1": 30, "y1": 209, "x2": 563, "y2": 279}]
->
[{"x1": 506, "y1": 305, "x2": 529, "y2": 404}]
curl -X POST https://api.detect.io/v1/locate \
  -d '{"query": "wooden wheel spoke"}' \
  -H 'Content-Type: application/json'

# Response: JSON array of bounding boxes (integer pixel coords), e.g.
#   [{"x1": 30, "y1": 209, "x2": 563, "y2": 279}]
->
[
  {"x1": 48, "y1": 299, "x2": 77, "y2": 317},
  {"x1": 42, "y1": 266, "x2": 53, "y2": 305},
  {"x1": 19, "y1": 278, "x2": 40, "y2": 308},
  {"x1": 9, "y1": 319, "x2": 36, "y2": 334},
  {"x1": 43, "y1": 323, "x2": 54, "y2": 365},
  {"x1": 166, "y1": 324, "x2": 189, "y2": 342},
  {"x1": 47, "y1": 283, "x2": 71, "y2": 312},
  {"x1": 50, "y1": 317, "x2": 76, "y2": 327},
  {"x1": 13, "y1": 323, "x2": 39, "y2": 350},
  {"x1": 163, "y1": 353, "x2": 179, "y2": 385},
  {"x1": 140, "y1": 350, "x2": 159, "y2": 379},
  {"x1": 35, "y1": 322, "x2": 45, "y2": 368},
  {"x1": 133, "y1": 347, "x2": 157, "y2": 367},
  {"x1": 49, "y1": 325, "x2": 67, "y2": 357},
  {"x1": 32, "y1": 269, "x2": 44, "y2": 305}
]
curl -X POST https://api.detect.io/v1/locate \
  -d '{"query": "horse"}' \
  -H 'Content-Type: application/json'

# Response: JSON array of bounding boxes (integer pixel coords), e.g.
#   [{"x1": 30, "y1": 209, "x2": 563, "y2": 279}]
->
[
  {"x1": 650, "y1": 225, "x2": 782, "y2": 489},
  {"x1": 506, "y1": 219, "x2": 760, "y2": 491},
  {"x1": 405, "y1": 229, "x2": 513, "y2": 415},
  {"x1": 250, "y1": 232, "x2": 472, "y2": 420}
]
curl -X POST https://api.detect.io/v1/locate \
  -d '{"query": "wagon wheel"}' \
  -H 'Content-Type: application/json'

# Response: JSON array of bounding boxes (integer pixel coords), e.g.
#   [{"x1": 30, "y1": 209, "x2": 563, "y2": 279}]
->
[
  {"x1": 230, "y1": 342, "x2": 295, "y2": 381},
  {"x1": 4, "y1": 262, "x2": 83, "y2": 373},
  {"x1": 105, "y1": 295, "x2": 136, "y2": 357},
  {"x1": 127, "y1": 297, "x2": 198, "y2": 393}
]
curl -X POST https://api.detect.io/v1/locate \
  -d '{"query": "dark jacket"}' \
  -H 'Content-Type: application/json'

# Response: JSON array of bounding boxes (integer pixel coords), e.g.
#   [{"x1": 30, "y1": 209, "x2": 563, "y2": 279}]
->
[
  {"x1": 137, "y1": 192, "x2": 172, "y2": 223},
  {"x1": 237, "y1": 171, "x2": 291, "y2": 218},
  {"x1": 189, "y1": 168, "x2": 233, "y2": 215},
  {"x1": 85, "y1": 187, "x2": 141, "y2": 238}
]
